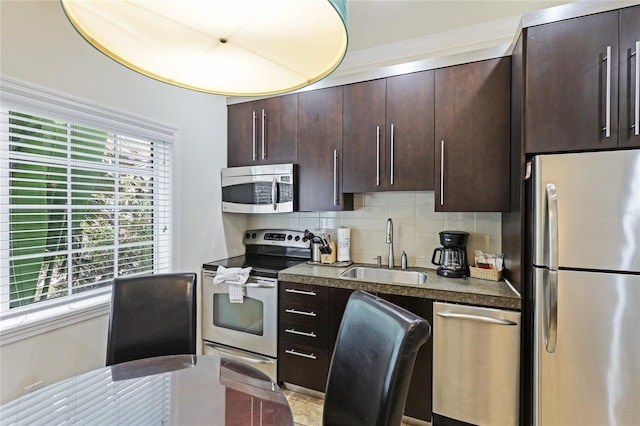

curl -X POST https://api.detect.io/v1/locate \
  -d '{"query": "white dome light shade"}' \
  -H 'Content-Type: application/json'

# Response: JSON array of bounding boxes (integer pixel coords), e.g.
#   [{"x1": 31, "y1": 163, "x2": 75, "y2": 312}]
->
[{"x1": 60, "y1": 0, "x2": 348, "y2": 96}]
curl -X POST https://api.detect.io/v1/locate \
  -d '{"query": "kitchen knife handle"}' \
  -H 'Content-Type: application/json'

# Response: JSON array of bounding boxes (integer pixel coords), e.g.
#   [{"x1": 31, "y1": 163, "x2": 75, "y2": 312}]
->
[
  {"x1": 390, "y1": 123, "x2": 395, "y2": 185},
  {"x1": 376, "y1": 126, "x2": 380, "y2": 186},
  {"x1": 634, "y1": 41, "x2": 639, "y2": 136},
  {"x1": 440, "y1": 140, "x2": 445, "y2": 206},
  {"x1": 333, "y1": 149, "x2": 338, "y2": 206},
  {"x1": 261, "y1": 109, "x2": 266, "y2": 160},
  {"x1": 603, "y1": 45, "x2": 612, "y2": 138},
  {"x1": 252, "y1": 110, "x2": 257, "y2": 161}
]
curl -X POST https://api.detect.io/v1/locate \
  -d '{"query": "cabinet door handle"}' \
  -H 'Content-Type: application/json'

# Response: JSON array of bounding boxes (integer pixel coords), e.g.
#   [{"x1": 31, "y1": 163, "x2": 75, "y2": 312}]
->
[
  {"x1": 390, "y1": 123, "x2": 395, "y2": 185},
  {"x1": 285, "y1": 349, "x2": 317, "y2": 360},
  {"x1": 285, "y1": 288, "x2": 316, "y2": 296},
  {"x1": 285, "y1": 308, "x2": 317, "y2": 317},
  {"x1": 440, "y1": 140, "x2": 445, "y2": 206},
  {"x1": 333, "y1": 149, "x2": 338, "y2": 206},
  {"x1": 252, "y1": 110, "x2": 257, "y2": 161},
  {"x1": 285, "y1": 328, "x2": 317, "y2": 338},
  {"x1": 633, "y1": 42, "x2": 639, "y2": 136},
  {"x1": 261, "y1": 109, "x2": 266, "y2": 160},
  {"x1": 376, "y1": 126, "x2": 380, "y2": 186},
  {"x1": 603, "y1": 45, "x2": 612, "y2": 138}
]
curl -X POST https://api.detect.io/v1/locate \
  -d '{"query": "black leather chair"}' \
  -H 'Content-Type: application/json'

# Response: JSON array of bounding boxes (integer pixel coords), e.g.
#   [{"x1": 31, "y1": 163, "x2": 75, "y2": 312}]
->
[
  {"x1": 323, "y1": 290, "x2": 431, "y2": 426},
  {"x1": 106, "y1": 272, "x2": 197, "y2": 366}
]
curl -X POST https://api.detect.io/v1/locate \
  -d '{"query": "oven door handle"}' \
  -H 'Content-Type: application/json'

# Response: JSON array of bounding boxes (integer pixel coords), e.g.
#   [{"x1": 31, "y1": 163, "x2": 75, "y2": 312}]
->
[
  {"x1": 204, "y1": 273, "x2": 276, "y2": 289},
  {"x1": 244, "y1": 281, "x2": 276, "y2": 289},
  {"x1": 205, "y1": 343, "x2": 277, "y2": 366}
]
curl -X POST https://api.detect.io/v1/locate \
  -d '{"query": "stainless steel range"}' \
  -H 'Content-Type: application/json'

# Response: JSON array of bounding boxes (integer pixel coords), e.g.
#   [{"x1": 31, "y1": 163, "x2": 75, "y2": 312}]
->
[{"x1": 201, "y1": 229, "x2": 310, "y2": 381}]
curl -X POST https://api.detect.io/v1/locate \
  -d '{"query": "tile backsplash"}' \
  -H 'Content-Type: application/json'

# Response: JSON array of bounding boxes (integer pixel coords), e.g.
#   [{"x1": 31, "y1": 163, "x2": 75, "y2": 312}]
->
[{"x1": 247, "y1": 191, "x2": 502, "y2": 269}]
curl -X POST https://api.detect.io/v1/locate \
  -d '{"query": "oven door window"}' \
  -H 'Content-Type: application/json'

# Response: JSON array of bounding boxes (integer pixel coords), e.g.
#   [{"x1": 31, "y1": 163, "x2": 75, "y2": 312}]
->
[{"x1": 213, "y1": 294, "x2": 264, "y2": 336}]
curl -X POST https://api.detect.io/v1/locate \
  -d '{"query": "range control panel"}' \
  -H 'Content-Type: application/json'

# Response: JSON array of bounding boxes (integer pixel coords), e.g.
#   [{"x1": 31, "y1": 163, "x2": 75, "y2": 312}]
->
[{"x1": 243, "y1": 229, "x2": 309, "y2": 249}]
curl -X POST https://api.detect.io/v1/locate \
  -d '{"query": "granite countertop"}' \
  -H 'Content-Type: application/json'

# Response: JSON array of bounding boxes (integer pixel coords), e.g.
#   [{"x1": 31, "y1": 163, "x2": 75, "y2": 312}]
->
[{"x1": 279, "y1": 262, "x2": 521, "y2": 310}]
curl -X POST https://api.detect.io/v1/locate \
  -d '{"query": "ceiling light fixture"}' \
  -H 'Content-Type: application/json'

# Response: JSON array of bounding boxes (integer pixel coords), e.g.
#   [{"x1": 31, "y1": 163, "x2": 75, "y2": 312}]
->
[{"x1": 60, "y1": 0, "x2": 348, "y2": 96}]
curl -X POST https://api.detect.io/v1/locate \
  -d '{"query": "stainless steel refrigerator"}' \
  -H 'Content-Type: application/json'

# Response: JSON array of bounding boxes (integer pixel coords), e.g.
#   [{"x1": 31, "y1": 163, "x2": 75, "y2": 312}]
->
[{"x1": 532, "y1": 149, "x2": 640, "y2": 426}]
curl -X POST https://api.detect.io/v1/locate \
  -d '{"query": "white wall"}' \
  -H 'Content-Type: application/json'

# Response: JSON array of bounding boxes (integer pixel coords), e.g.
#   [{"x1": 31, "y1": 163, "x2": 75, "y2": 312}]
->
[{"x1": 0, "y1": 0, "x2": 246, "y2": 403}]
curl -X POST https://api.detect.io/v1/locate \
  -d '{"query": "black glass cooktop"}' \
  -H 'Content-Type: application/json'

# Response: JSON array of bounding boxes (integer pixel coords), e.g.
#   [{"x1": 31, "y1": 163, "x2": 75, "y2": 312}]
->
[{"x1": 202, "y1": 255, "x2": 305, "y2": 279}]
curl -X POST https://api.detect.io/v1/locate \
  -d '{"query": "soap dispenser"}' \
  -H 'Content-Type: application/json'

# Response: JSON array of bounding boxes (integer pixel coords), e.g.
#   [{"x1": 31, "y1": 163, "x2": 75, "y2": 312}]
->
[{"x1": 401, "y1": 251, "x2": 408, "y2": 270}]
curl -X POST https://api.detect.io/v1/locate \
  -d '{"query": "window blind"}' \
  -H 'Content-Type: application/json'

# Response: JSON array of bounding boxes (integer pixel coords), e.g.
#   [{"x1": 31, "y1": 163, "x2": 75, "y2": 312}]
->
[{"x1": 0, "y1": 82, "x2": 173, "y2": 319}]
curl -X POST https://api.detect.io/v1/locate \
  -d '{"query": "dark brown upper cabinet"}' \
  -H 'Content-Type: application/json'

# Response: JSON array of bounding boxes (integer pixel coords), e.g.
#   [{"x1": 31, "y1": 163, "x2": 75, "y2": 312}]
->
[
  {"x1": 434, "y1": 57, "x2": 511, "y2": 212},
  {"x1": 619, "y1": 5, "x2": 640, "y2": 148},
  {"x1": 525, "y1": 6, "x2": 640, "y2": 153},
  {"x1": 342, "y1": 71, "x2": 435, "y2": 192},
  {"x1": 227, "y1": 94, "x2": 298, "y2": 167},
  {"x1": 297, "y1": 86, "x2": 353, "y2": 212}
]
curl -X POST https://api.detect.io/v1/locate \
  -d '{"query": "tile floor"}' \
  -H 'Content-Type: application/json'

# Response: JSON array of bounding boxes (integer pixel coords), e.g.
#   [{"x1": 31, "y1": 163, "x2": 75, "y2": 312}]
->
[{"x1": 283, "y1": 389, "x2": 422, "y2": 426}]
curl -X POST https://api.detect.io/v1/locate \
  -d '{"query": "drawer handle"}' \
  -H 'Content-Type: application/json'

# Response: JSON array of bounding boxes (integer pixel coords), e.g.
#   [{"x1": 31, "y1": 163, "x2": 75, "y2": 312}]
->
[
  {"x1": 437, "y1": 312, "x2": 518, "y2": 326},
  {"x1": 285, "y1": 328, "x2": 317, "y2": 338},
  {"x1": 285, "y1": 349, "x2": 317, "y2": 360},
  {"x1": 285, "y1": 308, "x2": 316, "y2": 317},
  {"x1": 285, "y1": 288, "x2": 317, "y2": 296}
]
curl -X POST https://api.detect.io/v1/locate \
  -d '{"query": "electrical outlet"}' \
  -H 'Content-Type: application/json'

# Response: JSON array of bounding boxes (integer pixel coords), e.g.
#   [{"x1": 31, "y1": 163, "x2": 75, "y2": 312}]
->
[{"x1": 24, "y1": 380, "x2": 43, "y2": 394}]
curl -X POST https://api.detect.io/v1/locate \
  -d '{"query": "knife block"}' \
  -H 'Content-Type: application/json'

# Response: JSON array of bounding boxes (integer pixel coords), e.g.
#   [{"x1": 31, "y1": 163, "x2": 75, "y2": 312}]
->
[{"x1": 321, "y1": 240, "x2": 337, "y2": 264}]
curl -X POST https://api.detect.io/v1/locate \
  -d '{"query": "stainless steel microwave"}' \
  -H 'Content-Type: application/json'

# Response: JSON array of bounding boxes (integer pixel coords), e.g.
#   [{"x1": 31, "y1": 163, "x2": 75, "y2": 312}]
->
[{"x1": 221, "y1": 163, "x2": 295, "y2": 213}]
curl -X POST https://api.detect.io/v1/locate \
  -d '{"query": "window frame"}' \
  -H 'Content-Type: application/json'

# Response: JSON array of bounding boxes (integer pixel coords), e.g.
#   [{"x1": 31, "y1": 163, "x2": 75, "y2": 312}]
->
[{"x1": 0, "y1": 77, "x2": 177, "y2": 345}]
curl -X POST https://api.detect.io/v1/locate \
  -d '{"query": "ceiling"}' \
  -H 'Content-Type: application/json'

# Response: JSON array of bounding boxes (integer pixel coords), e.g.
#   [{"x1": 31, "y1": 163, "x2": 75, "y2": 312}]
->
[
  {"x1": 230, "y1": 0, "x2": 639, "y2": 100},
  {"x1": 345, "y1": 0, "x2": 575, "y2": 51}
]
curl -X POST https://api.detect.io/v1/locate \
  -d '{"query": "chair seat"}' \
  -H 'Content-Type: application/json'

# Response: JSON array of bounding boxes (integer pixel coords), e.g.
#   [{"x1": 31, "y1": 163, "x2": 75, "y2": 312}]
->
[{"x1": 323, "y1": 290, "x2": 431, "y2": 426}]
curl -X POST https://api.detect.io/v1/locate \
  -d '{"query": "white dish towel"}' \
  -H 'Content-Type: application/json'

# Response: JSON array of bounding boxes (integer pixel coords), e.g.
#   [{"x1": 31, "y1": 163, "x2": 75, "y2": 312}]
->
[{"x1": 213, "y1": 266, "x2": 252, "y2": 303}]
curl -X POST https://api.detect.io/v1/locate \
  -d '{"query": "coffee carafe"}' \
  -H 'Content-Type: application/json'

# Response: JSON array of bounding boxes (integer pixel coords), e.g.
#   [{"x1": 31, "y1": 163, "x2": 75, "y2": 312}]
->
[{"x1": 431, "y1": 231, "x2": 469, "y2": 278}]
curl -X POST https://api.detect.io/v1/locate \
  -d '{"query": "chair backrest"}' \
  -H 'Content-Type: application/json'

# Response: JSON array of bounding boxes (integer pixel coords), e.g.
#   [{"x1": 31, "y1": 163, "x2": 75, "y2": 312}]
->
[
  {"x1": 106, "y1": 272, "x2": 197, "y2": 366},
  {"x1": 323, "y1": 290, "x2": 431, "y2": 426}
]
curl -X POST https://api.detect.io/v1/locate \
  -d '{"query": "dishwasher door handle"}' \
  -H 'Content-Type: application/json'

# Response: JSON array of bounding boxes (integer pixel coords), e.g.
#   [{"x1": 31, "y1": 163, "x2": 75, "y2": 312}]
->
[{"x1": 436, "y1": 311, "x2": 518, "y2": 326}]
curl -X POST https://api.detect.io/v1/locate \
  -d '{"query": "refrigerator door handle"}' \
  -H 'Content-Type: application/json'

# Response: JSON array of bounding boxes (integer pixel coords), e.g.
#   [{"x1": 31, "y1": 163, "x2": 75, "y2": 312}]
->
[
  {"x1": 543, "y1": 183, "x2": 559, "y2": 353},
  {"x1": 544, "y1": 270, "x2": 558, "y2": 353},
  {"x1": 545, "y1": 183, "x2": 559, "y2": 270}
]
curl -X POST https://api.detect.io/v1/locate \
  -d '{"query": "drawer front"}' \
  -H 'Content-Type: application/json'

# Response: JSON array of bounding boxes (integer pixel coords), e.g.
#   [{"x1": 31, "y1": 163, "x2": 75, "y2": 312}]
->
[
  {"x1": 280, "y1": 282, "x2": 328, "y2": 309},
  {"x1": 278, "y1": 342, "x2": 329, "y2": 392},
  {"x1": 279, "y1": 321, "x2": 328, "y2": 349}
]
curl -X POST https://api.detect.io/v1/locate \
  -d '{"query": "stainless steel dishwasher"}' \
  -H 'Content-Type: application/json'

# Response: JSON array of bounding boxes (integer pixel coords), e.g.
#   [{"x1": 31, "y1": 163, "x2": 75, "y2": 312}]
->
[{"x1": 432, "y1": 302, "x2": 520, "y2": 426}]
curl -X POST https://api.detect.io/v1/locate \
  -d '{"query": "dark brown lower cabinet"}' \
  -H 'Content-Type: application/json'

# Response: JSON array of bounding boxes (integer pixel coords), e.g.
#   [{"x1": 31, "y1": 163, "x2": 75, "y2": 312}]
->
[
  {"x1": 379, "y1": 293, "x2": 434, "y2": 422},
  {"x1": 278, "y1": 282, "x2": 330, "y2": 392},
  {"x1": 279, "y1": 285, "x2": 434, "y2": 423}
]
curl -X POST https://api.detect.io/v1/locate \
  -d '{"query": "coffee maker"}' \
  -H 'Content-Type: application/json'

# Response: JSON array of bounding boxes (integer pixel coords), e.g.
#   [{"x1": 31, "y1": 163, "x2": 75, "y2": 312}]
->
[{"x1": 431, "y1": 231, "x2": 469, "y2": 278}]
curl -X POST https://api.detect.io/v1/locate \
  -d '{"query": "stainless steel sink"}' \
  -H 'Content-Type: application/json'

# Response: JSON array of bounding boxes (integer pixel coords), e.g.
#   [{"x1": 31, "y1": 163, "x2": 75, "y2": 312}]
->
[{"x1": 340, "y1": 266, "x2": 428, "y2": 285}]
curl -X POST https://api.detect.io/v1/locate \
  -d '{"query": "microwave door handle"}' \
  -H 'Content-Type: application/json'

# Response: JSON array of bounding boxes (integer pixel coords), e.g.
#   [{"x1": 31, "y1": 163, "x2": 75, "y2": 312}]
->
[{"x1": 272, "y1": 177, "x2": 277, "y2": 211}]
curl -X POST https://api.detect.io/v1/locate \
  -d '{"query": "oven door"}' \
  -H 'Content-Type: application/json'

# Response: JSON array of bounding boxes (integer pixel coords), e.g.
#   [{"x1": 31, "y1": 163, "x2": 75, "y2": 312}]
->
[
  {"x1": 221, "y1": 164, "x2": 294, "y2": 214},
  {"x1": 202, "y1": 271, "x2": 278, "y2": 358}
]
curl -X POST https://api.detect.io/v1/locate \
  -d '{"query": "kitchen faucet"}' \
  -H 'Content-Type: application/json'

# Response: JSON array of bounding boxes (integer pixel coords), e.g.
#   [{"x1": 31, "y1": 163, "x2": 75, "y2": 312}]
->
[{"x1": 386, "y1": 218, "x2": 394, "y2": 268}]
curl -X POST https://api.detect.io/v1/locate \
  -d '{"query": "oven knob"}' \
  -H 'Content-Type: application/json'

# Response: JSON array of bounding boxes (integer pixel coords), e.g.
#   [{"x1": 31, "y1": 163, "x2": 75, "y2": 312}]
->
[
  {"x1": 294, "y1": 236, "x2": 300, "y2": 241},
  {"x1": 245, "y1": 233, "x2": 250, "y2": 239},
  {"x1": 251, "y1": 233, "x2": 257, "y2": 239},
  {"x1": 287, "y1": 235, "x2": 293, "y2": 240}
]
